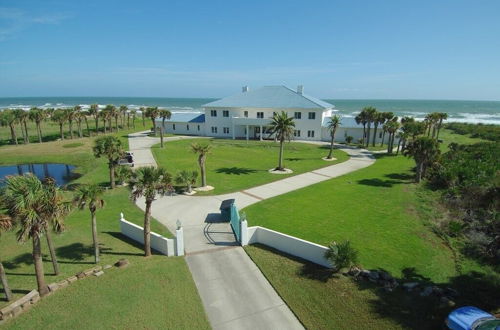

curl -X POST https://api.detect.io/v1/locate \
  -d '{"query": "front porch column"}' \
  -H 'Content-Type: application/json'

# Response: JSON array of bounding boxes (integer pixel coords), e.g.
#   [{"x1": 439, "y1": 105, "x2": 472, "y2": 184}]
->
[
  {"x1": 259, "y1": 125, "x2": 263, "y2": 141},
  {"x1": 246, "y1": 125, "x2": 249, "y2": 141}
]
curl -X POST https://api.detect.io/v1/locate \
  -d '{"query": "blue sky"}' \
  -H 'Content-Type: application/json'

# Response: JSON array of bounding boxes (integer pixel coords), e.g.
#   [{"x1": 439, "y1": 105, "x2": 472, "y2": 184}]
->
[{"x1": 0, "y1": 0, "x2": 499, "y2": 100}]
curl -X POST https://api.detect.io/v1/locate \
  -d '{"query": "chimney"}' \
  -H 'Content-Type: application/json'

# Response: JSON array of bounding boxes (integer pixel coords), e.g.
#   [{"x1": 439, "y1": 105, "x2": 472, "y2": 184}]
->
[
  {"x1": 242, "y1": 86, "x2": 249, "y2": 93},
  {"x1": 297, "y1": 85, "x2": 304, "y2": 94}
]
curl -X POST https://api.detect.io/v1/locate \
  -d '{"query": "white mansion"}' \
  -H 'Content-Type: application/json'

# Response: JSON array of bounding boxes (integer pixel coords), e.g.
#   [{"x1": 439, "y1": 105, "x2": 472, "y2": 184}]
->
[{"x1": 156, "y1": 85, "x2": 380, "y2": 143}]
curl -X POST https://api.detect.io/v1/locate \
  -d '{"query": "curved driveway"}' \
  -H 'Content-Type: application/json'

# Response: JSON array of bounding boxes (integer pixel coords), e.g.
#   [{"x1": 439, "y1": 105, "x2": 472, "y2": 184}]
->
[{"x1": 129, "y1": 131, "x2": 375, "y2": 330}]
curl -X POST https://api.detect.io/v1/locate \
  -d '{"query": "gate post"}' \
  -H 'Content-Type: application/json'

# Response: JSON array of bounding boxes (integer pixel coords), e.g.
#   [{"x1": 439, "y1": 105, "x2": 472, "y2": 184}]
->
[{"x1": 175, "y1": 226, "x2": 184, "y2": 256}]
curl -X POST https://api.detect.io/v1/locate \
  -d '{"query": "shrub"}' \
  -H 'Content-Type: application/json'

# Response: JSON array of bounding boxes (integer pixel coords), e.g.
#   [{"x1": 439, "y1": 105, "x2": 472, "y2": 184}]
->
[
  {"x1": 444, "y1": 122, "x2": 500, "y2": 142},
  {"x1": 325, "y1": 240, "x2": 358, "y2": 271},
  {"x1": 115, "y1": 166, "x2": 132, "y2": 185},
  {"x1": 345, "y1": 136, "x2": 353, "y2": 144}
]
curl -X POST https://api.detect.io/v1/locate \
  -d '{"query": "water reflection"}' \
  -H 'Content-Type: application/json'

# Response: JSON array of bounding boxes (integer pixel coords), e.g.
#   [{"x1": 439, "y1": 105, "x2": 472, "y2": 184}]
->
[{"x1": 0, "y1": 163, "x2": 76, "y2": 186}]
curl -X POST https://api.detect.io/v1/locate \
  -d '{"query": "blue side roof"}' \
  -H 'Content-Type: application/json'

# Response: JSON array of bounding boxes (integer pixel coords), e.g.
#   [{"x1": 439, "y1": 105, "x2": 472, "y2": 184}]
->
[
  {"x1": 203, "y1": 86, "x2": 334, "y2": 109},
  {"x1": 155, "y1": 112, "x2": 205, "y2": 123}
]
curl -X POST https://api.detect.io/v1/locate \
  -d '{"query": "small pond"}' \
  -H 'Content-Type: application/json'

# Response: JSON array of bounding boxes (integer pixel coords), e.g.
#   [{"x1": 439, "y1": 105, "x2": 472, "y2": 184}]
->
[{"x1": 0, "y1": 163, "x2": 76, "y2": 186}]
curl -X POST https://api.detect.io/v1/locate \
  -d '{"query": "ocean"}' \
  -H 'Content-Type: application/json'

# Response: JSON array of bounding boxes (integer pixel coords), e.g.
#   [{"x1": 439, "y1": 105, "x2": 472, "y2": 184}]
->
[{"x1": 0, "y1": 97, "x2": 499, "y2": 125}]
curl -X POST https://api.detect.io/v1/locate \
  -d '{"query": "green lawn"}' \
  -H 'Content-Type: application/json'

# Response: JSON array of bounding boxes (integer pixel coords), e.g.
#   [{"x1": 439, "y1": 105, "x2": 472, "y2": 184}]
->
[
  {"x1": 152, "y1": 138, "x2": 349, "y2": 194},
  {"x1": 0, "y1": 130, "x2": 209, "y2": 327}
]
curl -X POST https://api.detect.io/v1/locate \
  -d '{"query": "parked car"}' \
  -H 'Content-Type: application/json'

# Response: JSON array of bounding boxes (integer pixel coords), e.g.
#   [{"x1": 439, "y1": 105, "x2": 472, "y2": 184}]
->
[
  {"x1": 118, "y1": 151, "x2": 134, "y2": 167},
  {"x1": 446, "y1": 306, "x2": 500, "y2": 330}
]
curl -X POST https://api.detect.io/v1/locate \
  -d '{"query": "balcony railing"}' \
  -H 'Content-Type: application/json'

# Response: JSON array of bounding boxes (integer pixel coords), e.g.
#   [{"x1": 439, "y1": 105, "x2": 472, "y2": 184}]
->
[{"x1": 231, "y1": 116, "x2": 272, "y2": 126}]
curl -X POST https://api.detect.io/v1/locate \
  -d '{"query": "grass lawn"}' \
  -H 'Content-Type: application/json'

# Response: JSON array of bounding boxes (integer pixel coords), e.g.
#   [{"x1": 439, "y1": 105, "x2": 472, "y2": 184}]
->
[
  {"x1": 152, "y1": 138, "x2": 349, "y2": 194},
  {"x1": 0, "y1": 128, "x2": 209, "y2": 327}
]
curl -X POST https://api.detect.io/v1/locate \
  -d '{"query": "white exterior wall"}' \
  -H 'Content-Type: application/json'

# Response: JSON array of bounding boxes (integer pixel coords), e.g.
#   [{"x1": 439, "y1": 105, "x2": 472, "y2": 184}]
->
[
  {"x1": 204, "y1": 106, "x2": 328, "y2": 141},
  {"x1": 120, "y1": 218, "x2": 175, "y2": 256},
  {"x1": 157, "y1": 121, "x2": 206, "y2": 136},
  {"x1": 321, "y1": 126, "x2": 397, "y2": 144},
  {"x1": 246, "y1": 226, "x2": 332, "y2": 268}
]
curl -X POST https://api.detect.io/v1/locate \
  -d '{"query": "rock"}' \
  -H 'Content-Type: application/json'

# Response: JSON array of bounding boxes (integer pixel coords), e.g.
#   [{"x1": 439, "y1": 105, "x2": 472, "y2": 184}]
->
[
  {"x1": 12, "y1": 306, "x2": 22, "y2": 317},
  {"x1": 432, "y1": 286, "x2": 444, "y2": 296},
  {"x1": 76, "y1": 271, "x2": 86, "y2": 279},
  {"x1": 0, "y1": 305, "x2": 13, "y2": 318},
  {"x1": 445, "y1": 287, "x2": 459, "y2": 297},
  {"x1": 103, "y1": 264, "x2": 112, "y2": 270},
  {"x1": 420, "y1": 286, "x2": 433, "y2": 297},
  {"x1": 368, "y1": 271, "x2": 380, "y2": 281},
  {"x1": 115, "y1": 258, "x2": 129, "y2": 268},
  {"x1": 94, "y1": 271, "x2": 104, "y2": 277},
  {"x1": 379, "y1": 271, "x2": 393, "y2": 281},
  {"x1": 440, "y1": 296, "x2": 456, "y2": 308},
  {"x1": 48, "y1": 283, "x2": 59, "y2": 292},
  {"x1": 30, "y1": 294, "x2": 40, "y2": 304},
  {"x1": 348, "y1": 267, "x2": 361, "y2": 277},
  {"x1": 67, "y1": 276, "x2": 78, "y2": 283},
  {"x1": 360, "y1": 269, "x2": 371, "y2": 277},
  {"x1": 58, "y1": 280, "x2": 69, "y2": 288},
  {"x1": 403, "y1": 282, "x2": 419, "y2": 291},
  {"x1": 92, "y1": 266, "x2": 103, "y2": 272},
  {"x1": 84, "y1": 268, "x2": 95, "y2": 276}
]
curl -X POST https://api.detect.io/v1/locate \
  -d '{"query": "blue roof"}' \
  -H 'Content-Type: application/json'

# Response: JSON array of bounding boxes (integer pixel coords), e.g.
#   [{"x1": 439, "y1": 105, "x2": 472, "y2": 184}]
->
[
  {"x1": 156, "y1": 112, "x2": 205, "y2": 123},
  {"x1": 203, "y1": 86, "x2": 334, "y2": 109}
]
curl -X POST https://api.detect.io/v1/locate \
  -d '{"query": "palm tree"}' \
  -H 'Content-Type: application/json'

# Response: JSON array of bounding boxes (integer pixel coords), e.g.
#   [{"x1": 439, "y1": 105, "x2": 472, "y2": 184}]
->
[
  {"x1": 73, "y1": 184, "x2": 105, "y2": 263},
  {"x1": 386, "y1": 119, "x2": 400, "y2": 154},
  {"x1": 269, "y1": 111, "x2": 295, "y2": 171},
  {"x1": 40, "y1": 178, "x2": 68, "y2": 275},
  {"x1": 82, "y1": 110, "x2": 91, "y2": 136},
  {"x1": 140, "y1": 107, "x2": 146, "y2": 127},
  {"x1": 51, "y1": 109, "x2": 69, "y2": 140},
  {"x1": 2, "y1": 174, "x2": 53, "y2": 296},
  {"x1": 435, "y1": 112, "x2": 448, "y2": 140},
  {"x1": 145, "y1": 107, "x2": 159, "y2": 135},
  {"x1": 191, "y1": 143, "x2": 212, "y2": 187},
  {"x1": 99, "y1": 108, "x2": 109, "y2": 134},
  {"x1": 355, "y1": 111, "x2": 368, "y2": 145},
  {"x1": 119, "y1": 105, "x2": 128, "y2": 129},
  {"x1": 159, "y1": 109, "x2": 172, "y2": 148},
  {"x1": 0, "y1": 109, "x2": 19, "y2": 145},
  {"x1": 379, "y1": 112, "x2": 394, "y2": 146},
  {"x1": 102, "y1": 105, "x2": 116, "y2": 132},
  {"x1": 75, "y1": 111, "x2": 84, "y2": 138},
  {"x1": 404, "y1": 136, "x2": 440, "y2": 182},
  {"x1": 68, "y1": 106, "x2": 82, "y2": 139},
  {"x1": 29, "y1": 107, "x2": 48, "y2": 143},
  {"x1": 326, "y1": 114, "x2": 341, "y2": 159},
  {"x1": 371, "y1": 111, "x2": 385, "y2": 147},
  {"x1": 0, "y1": 215, "x2": 13, "y2": 301},
  {"x1": 89, "y1": 104, "x2": 100, "y2": 135},
  {"x1": 14, "y1": 109, "x2": 30, "y2": 144},
  {"x1": 362, "y1": 107, "x2": 377, "y2": 147},
  {"x1": 128, "y1": 167, "x2": 173, "y2": 256},
  {"x1": 93, "y1": 136, "x2": 124, "y2": 189},
  {"x1": 175, "y1": 170, "x2": 198, "y2": 194},
  {"x1": 130, "y1": 109, "x2": 137, "y2": 129}
]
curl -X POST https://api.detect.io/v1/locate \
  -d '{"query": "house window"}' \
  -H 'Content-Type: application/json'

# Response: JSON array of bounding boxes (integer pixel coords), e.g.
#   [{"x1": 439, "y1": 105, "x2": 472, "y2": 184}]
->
[
  {"x1": 244, "y1": 111, "x2": 248, "y2": 118},
  {"x1": 257, "y1": 112, "x2": 264, "y2": 118},
  {"x1": 308, "y1": 112, "x2": 316, "y2": 120},
  {"x1": 197, "y1": 125, "x2": 200, "y2": 131},
  {"x1": 173, "y1": 124, "x2": 176, "y2": 130},
  {"x1": 223, "y1": 127, "x2": 230, "y2": 134},
  {"x1": 294, "y1": 130, "x2": 301, "y2": 137},
  {"x1": 210, "y1": 110, "x2": 217, "y2": 117},
  {"x1": 223, "y1": 110, "x2": 229, "y2": 117},
  {"x1": 307, "y1": 130, "x2": 315, "y2": 138},
  {"x1": 211, "y1": 126, "x2": 217, "y2": 134},
  {"x1": 187, "y1": 125, "x2": 189, "y2": 131},
  {"x1": 294, "y1": 112, "x2": 301, "y2": 119}
]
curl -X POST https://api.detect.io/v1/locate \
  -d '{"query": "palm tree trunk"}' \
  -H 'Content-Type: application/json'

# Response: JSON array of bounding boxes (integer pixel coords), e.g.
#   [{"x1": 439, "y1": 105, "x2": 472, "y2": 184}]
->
[
  {"x1": 417, "y1": 162, "x2": 424, "y2": 182},
  {"x1": 327, "y1": 133, "x2": 335, "y2": 159},
  {"x1": 44, "y1": 228, "x2": 60, "y2": 275},
  {"x1": 24, "y1": 121, "x2": 29, "y2": 144},
  {"x1": 160, "y1": 127, "x2": 164, "y2": 148},
  {"x1": 9, "y1": 124, "x2": 17, "y2": 145},
  {"x1": 151, "y1": 119, "x2": 156, "y2": 135},
  {"x1": 436, "y1": 120, "x2": 443, "y2": 140},
  {"x1": 200, "y1": 158, "x2": 207, "y2": 187},
  {"x1": 91, "y1": 211, "x2": 99, "y2": 263},
  {"x1": 59, "y1": 123, "x2": 64, "y2": 140},
  {"x1": 144, "y1": 201, "x2": 152, "y2": 257},
  {"x1": 94, "y1": 117, "x2": 99, "y2": 135},
  {"x1": 115, "y1": 117, "x2": 119, "y2": 131},
  {"x1": 396, "y1": 137, "x2": 402, "y2": 155},
  {"x1": 366, "y1": 123, "x2": 371, "y2": 147},
  {"x1": 278, "y1": 139, "x2": 284, "y2": 170},
  {"x1": 78, "y1": 121, "x2": 83, "y2": 138},
  {"x1": 32, "y1": 234, "x2": 49, "y2": 296},
  {"x1": 110, "y1": 163, "x2": 116, "y2": 189},
  {"x1": 387, "y1": 133, "x2": 392, "y2": 153},
  {"x1": 362, "y1": 124, "x2": 366, "y2": 145},
  {"x1": 69, "y1": 121, "x2": 74, "y2": 139},
  {"x1": 380, "y1": 131, "x2": 385, "y2": 147},
  {"x1": 133, "y1": 115, "x2": 136, "y2": 129},
  {"x1": 84, "y1": 117, "x2": 90, "y2": 137},
  {"x1": 142, "y1": 114, "x2": 145, "y2": 127},
  {"x1": 127, "y1": 114, "x2": 130, "y2": 129},
  {"x1": 0, "y1": 260, "x2": 13, "y2": 301},
  {"x1": 372, "y1": 124, "x2": 378, "y2": 147},
  {"x1": 103, "y1": 121, "x2": 107, "y2": 134}
]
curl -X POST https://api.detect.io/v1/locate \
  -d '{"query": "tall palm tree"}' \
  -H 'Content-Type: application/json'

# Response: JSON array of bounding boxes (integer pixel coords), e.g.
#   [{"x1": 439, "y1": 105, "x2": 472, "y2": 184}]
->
[
  {"x1": 385, "y1": 119, "x2": 400, "y2": 154},
  {"x1": 379, "y1": 112, "x2": 394, "y2": 146},
  {"x1": 404, "y1": 136, "x2": 440, "y2": 182},
  {"x1": 145, "y1": 107, "x2": 159, "y2": 135},
  {"x1": 435, "y1": 112, "x2": 448, "y2": 140},
  {"x1": 2, "y1": 174, "x2": 54, "y2": 296},
  {"x1": 128, "y1": 167, "x2": 172, "y2": 257},
  {"x1": 93, "y1": 136, "x2": 124, "y2": 189},
  {"x1": 130, "y1": 109, "x2": 137, "y2": 129},
  {"x1": 40, "y1": 177, "x2": 68, "y2": 275},
  {"x1": 82, "y1": 110, "x2": 91, "y2": 136},
  {"x1": 159, "y1": 109, "x2": 172, "y2": 148},
  {"x1": 75, "y1": 110, "x2": 84, "y2": 138},
  {"x1": 326, "y1": 114, "x2": 341, "y2": 159},
  {"x1": 371, "y1": 111, "x2": 385, "y2": 147},
  {"x1": 269, "y1": 111, "x2": 295, "y2": 171},
  {"x1": 51, "y1": 109, "x2": 69, "y2": 140},
  {"x1": 191, "y1": 143, "x2": 212, "y2": 187},
  {"x1": 73, "y1": 184, "x2": 105, "y2": 263},
  {"x1": 98, "y1": 108, "x2": 109, "y2": 134},
  {"x1": 119, "y1": 105, "x2": 128, "y2": 129},
  {"x1": 29, "y1": 107, "x2": 48, "y2": 143},
  {"x1": 362, "y1": 107, "x2": 377, "y2": 147},
  {"x1": 0, "y1": 109, "x2": 19, "y2": 145},
  {"x1": 355, "y1": 111, "x2": 368, "y2": 145},
  {"x1": 89, "y1": 104, "x2": 100, "y2": 135},
  {"x1": 14, "y1": 109, "x2": 30, "y2": 144},
  {"x1": 102, "y1": 105, "x2": 116, "y2": 132},
  {"x1": 0, "y1": 215, "x2": 13, "y2": 301}
]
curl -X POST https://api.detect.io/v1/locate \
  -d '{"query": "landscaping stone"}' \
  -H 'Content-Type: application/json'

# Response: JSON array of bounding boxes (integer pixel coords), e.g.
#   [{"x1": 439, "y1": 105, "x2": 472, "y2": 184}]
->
[
  {"x1": 0, "y1": 305, "x2": 13, "y2": 318},
  {"x1": 76, "y1": 271, "x2": 86, "y2": 279},
  {"x1": 84, "y1": 268, "x2": 95, "y2": 276},
  {"x1": 48, "y1": 282, "x2": 59, "y2": 292},
  {"x1": 420, "y1": 286, "x2": 433, "y2": 297},
  {"x1": 67, "y1": 275, "x2": 78, "y2": 283},
  {"x1": 403, "y1": 282, "x2": 419, "y2": 291},
  {"x1": 92, "y1": 266, "x2": 103, "y2": 272},
  {"x1": 30, "y1": 294, "x2": 40, "y2": 304},
  {"x1": 103, "y1": 264, "x2": 112, "y2": 270},
  {"x1": 368, "y1": 271, "x2": 380, "y2": 281},
  {"x1": 348, "y1": 267, "x2": 361, "y2": 277},
  {"x1": 12, "y1": 306, "x2": 22, "y2": 317},
  {"x1": 94, "y1": 270, "x2": 104, "y2": 277},
  {"x1": 58, "y1": 280, "x2": 69, "y2": 288},
  {"x1": 115, "y1": 258, "x2": 129, "y2": 268},
  {"x1": 360, "y1": 269, "x2": 371, "y2": 277},
  {"x1": 440, "y1": 296, "x2": 456, "y2": 308}
]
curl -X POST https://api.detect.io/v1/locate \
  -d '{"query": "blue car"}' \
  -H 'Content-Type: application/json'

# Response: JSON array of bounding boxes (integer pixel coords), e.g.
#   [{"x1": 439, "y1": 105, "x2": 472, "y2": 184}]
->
[{"x1": 446, "y1": 306, "x2": 500, "y2": 330}]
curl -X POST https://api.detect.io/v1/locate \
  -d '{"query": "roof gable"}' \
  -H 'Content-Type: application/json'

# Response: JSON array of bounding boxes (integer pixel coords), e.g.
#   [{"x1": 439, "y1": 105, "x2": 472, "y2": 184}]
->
[{"x1": 203, "y1": 86, "x2": 334, "y2": 109}]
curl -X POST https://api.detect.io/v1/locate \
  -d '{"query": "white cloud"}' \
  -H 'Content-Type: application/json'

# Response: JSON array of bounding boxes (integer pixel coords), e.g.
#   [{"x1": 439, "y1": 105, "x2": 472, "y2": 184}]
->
[{"x1": 0, "y1": 7, "x2": 70, "y2": 41}]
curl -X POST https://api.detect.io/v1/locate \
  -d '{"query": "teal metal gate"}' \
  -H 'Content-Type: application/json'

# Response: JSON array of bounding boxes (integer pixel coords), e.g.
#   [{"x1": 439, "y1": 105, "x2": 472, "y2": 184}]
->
[{"x1": 230, "y1": 204, "x2": 241, "y2": 242}]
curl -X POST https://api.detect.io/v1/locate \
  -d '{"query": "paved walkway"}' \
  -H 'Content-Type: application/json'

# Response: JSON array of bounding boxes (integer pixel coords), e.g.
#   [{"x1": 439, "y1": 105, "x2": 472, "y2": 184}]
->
[{"x1": 129, "y1": 132, "x2": 375, "y2": 329}]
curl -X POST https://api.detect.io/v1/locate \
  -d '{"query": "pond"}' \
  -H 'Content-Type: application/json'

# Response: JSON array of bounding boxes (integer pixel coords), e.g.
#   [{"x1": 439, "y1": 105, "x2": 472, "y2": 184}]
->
[{"x1": 0, "y1": 163, "x2": 76, "y2": 186}]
